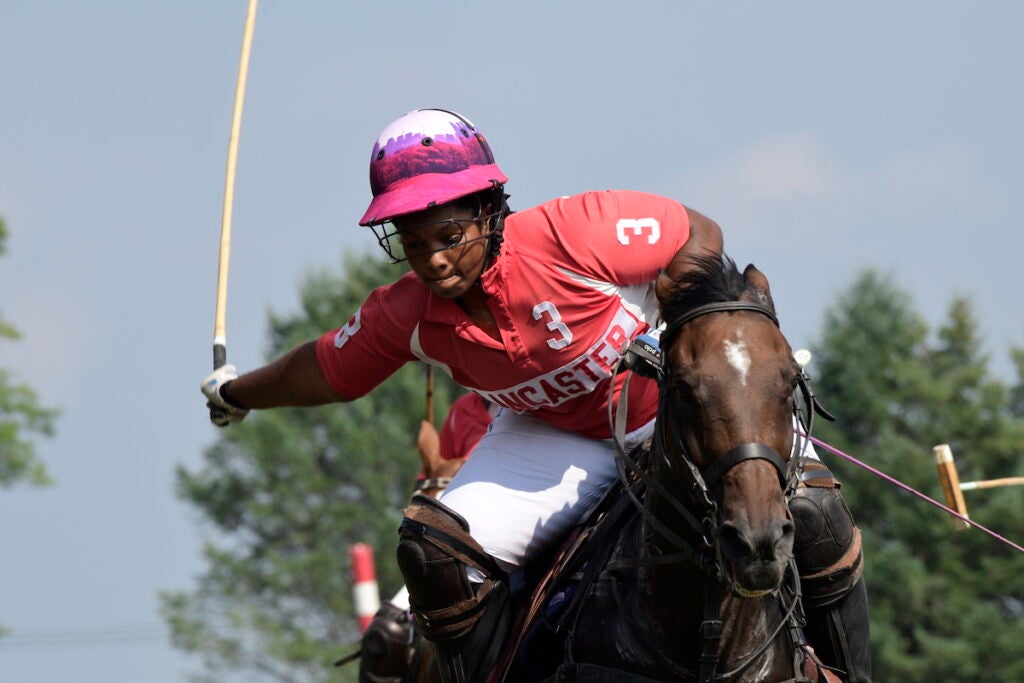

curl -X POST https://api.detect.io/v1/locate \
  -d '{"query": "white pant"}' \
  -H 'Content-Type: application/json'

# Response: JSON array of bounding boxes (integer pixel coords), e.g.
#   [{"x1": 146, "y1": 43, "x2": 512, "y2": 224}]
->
[{"x1": 437, "y1": 409, "x2": 654, "y2": 574}]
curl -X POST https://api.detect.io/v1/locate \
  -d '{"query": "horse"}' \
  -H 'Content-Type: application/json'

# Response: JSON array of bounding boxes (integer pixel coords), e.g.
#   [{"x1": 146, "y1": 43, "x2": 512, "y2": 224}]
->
[
  {"x1": 498, "y1": 255, "x2": 837, "y2": 682},
  {"x1": 361, "y1": 255, "x2": 838, "y2": 682}
]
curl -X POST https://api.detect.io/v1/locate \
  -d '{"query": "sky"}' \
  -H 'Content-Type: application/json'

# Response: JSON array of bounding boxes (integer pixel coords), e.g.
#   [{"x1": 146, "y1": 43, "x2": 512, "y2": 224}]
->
[{"x1": 1, "y1": 2, "x2": 1022, "y2": 682}]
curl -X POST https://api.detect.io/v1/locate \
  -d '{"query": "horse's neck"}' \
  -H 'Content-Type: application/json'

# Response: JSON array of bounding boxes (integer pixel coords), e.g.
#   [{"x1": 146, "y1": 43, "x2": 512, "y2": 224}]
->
[
  {"x1": 638, "y1": 496, "x2": 711, "y2": 661},
  {"x1": 639, "y1": 488, "x2": 791, "y2": 676},
  {"x1": 636, "y1": 546, "x2": 791, "y2": 678}
]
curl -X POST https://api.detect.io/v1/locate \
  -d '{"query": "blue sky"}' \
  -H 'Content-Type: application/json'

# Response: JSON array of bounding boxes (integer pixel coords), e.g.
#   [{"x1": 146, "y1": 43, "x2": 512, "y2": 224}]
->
[{"x1": 1, "y1": 2, "x2": 1022, "y2": 682}]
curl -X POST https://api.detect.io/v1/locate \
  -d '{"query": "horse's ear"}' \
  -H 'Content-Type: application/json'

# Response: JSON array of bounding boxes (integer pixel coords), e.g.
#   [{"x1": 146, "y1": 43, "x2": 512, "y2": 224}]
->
[
  {"x1": 417, "y1": 420, "x2": 441, "y2": 470},
  {"x1": 656, "y1": 269, "x2": 677, "y2": 304},
  {"x1": 743, "y1": 264, "x2": 770, "y2": 292},
  {"x1": 743, "y1": 264, "x2": 776, "y2": 310}
]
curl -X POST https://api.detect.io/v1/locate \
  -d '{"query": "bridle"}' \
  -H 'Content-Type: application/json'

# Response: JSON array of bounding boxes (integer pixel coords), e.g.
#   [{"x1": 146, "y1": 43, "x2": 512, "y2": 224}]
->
[
  {"x1": 612, "y1": 302, "x2": 803, "y2": 574},
  {"x1": 606, "y1": 300, "x2": 832, "y2": 682}
]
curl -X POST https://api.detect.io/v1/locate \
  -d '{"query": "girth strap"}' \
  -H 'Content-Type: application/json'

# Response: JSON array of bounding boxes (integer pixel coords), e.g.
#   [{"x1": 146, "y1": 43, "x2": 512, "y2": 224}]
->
[{"x1": 700, "y1": 442, "x2": 788, "y2": 491}]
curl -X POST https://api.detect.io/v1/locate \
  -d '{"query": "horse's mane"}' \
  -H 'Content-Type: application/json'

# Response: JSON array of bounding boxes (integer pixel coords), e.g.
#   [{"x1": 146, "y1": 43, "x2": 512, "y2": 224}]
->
[{"x1": 661, "y1": 253, "x2": 752, "y2": 325}]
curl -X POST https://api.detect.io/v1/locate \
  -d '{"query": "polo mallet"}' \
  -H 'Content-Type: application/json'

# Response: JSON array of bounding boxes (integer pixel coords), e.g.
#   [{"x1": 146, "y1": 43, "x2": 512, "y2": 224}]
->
[
  {"x1": 934, "y1": 443, "x2": 1024, "y2": 530},
  {"x1": 425, "y1": 365, "x2": 436, "y2": 426},
  {"x1": 213, "y1": 0, "x2": 259, "y2": 371}
]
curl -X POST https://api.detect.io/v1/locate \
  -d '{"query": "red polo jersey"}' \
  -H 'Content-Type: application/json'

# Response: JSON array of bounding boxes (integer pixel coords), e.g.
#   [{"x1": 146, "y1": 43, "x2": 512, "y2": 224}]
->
[{"x1": 316, "y1": 190, "x2": 690, "y2": 439}]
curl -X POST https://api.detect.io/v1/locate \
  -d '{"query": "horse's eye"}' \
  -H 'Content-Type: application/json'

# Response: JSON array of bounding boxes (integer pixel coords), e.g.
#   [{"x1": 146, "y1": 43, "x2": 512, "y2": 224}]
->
[{"x1": 670, "y1": 377, "x2": 701, "y2": 408}]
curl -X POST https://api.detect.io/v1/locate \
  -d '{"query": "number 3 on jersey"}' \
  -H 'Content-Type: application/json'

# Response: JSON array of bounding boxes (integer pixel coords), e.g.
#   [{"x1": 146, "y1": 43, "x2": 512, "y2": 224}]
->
[
  {"x1": 616, "y1": 217, "x2": 661, "y2": 245},
  {"x1": 533, "y1": 301, "x2": 573, "y2": 350}
]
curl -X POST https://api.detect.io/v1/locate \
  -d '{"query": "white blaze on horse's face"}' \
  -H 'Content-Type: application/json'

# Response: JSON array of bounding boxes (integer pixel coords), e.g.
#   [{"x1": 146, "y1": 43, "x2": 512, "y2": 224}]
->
[{"x1": 723, "y1": 332, "x2": 752, "y2": 387}]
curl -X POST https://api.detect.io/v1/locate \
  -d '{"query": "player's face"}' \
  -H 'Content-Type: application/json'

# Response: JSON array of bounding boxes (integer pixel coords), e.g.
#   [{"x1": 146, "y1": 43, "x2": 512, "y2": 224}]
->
[{"x1": 392, "y1": 204, "x2": 491, "y2": 299}]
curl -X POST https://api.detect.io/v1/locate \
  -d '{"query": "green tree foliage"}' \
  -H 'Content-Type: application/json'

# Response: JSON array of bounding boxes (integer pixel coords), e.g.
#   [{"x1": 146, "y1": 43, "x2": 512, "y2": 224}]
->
[
  {"x1": 0, "y1": 216, "x2": 57, "y2": 488},
  {"x1": 811, "y1": 270, "x2": 1024, "y2": 681},
  {"x1": 163, "y1": 253, "x2": 455, "y2": 683}
]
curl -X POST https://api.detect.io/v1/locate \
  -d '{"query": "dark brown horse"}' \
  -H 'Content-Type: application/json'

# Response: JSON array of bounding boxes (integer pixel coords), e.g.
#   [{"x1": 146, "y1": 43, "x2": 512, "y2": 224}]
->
[{"x1": 505, "y1": 255, "x2": 837, "y2": 682}]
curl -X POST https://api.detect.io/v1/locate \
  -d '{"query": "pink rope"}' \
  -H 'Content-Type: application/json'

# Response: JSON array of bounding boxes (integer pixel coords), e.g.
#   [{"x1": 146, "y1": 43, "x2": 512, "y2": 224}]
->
[{"x1": 809, "y1": 436, "x2": 1024, "y2": 555}]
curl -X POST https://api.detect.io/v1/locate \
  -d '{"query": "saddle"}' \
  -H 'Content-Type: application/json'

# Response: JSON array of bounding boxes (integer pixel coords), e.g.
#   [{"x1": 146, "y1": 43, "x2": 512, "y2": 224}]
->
[{"x1": 486, "y1": 448, "x2": 650, "y2": 682}]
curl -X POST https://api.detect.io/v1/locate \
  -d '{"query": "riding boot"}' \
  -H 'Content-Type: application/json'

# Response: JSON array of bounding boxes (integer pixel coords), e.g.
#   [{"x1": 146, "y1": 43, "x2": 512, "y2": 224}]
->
[
  {"x1": 790, "y1": 463, "x2": 872, "y2": 682},
  {"x1": 396, "y1": 494, "x2": 510, "y2": 683},
  {"x1": 803, "y1": 576, "x2": 872, "y2": 683}
]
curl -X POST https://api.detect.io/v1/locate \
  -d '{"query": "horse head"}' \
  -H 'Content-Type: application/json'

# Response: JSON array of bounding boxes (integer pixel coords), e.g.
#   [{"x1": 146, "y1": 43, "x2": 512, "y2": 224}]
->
[{"x1": 658, "y1": 255, "x2": 800, "y2": 598}]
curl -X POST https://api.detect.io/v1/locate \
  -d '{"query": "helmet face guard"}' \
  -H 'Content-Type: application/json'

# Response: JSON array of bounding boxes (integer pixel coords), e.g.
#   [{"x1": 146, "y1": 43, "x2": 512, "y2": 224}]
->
[
  {"x1": 368, "y1": 209, "x2": 502, "y2": 265},
  {"x1": 359, "y1": 109, "x2": 507, "y2": 228}
]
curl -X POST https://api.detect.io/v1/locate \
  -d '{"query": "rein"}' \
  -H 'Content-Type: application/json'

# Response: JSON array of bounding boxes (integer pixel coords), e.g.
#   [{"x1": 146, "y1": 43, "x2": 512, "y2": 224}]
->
[{"x1": 603, "y1": 300, "x2": 820, "y2": 682}]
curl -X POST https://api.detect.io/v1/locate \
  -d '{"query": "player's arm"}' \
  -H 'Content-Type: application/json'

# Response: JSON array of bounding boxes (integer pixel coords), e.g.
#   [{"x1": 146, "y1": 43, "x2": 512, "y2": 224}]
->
[
  {"x1": 657, "y1": 207, "x2": 723, "y2": 302},
  {"x1": 224, "y1": 341, "x2": 349, "y2": 408},
  {"x1": 202, "y1": 341, "x2": 350, "y2": 426}
]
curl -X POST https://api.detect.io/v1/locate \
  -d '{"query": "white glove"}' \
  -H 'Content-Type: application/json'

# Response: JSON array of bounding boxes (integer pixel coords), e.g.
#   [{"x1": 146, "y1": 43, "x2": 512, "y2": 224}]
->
[{"x1": 201, "y1": 364, "x2": 249, "y2": 427}]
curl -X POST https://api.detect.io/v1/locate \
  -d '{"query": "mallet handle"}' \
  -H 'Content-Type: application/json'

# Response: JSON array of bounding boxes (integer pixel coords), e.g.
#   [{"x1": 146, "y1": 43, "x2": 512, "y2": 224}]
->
[
  {"x1": 425, "y1": 365, "x2": 435, "y2": 426},
  {"x1": 961, "y1": 477, "x2": 1024, "y2": 491},
  {"x1": 213, "y1": 0, "x2": 258, "y2": 370}
]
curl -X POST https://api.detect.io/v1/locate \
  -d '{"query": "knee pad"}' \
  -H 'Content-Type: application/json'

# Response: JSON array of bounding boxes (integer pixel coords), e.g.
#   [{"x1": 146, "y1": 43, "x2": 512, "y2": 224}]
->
[
  {"x1": 789, "y1": 467, "x2": 864, "y2": 606},
  {"x1": 397, "y1": 494, "x2": 505, "y2": 643}
]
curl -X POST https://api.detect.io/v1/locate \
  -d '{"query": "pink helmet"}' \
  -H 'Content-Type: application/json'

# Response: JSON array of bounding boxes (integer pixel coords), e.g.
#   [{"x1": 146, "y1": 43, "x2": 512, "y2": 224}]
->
[{"x1": 359, "y1": 109, "x2": 508, "y2": 226}]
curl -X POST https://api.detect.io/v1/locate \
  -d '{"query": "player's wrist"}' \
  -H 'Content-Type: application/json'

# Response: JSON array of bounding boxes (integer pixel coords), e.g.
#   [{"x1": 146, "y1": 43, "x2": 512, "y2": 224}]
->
[{"x1": 219, "y1": 380, "x2": 249, "y2": 410}]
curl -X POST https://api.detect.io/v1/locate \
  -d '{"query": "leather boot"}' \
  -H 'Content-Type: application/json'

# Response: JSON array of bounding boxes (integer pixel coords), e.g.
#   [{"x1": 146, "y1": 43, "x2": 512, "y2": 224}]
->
[
  {"x1": 804, "y1": 575, "x2": 872, "y2": 682},
  {"x1": 397, "y1": 494, "x2": 510, "y2": 683}
]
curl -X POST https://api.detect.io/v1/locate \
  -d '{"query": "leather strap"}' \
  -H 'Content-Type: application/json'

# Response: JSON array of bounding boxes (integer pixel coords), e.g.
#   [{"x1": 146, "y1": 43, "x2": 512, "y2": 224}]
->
[{"x1": 700, "y1": 442, "x2": 788, "y2": 491}]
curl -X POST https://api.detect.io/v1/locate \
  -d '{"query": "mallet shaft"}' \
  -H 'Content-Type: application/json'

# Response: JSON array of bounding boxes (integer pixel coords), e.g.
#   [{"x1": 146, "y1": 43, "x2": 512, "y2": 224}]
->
[
  {"x1": 425, "y1": 365, "x2": 435, "y2": 426},
  {"x1": 960, "y1": 476, "x2": 1024, "y2": 491},
  {"x1": 213, "y1": 0, "x2": 259, "y2": 370}
]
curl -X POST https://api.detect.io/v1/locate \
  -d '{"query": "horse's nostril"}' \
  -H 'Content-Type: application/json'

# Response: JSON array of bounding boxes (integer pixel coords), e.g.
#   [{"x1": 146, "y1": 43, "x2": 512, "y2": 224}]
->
[
  {"x1": 721, "y1": 519, "x2": 793, "y2": 563},
  {"x1": 719, "y1": 521, "x2": 755, "y2": 560}
]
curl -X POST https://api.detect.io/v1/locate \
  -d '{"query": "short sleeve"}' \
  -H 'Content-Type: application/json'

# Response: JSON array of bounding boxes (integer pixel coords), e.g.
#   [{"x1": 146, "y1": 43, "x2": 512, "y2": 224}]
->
[
  {"x1": 315, "y1": 282, "x2": 419, "y2": 399},
  {"x1": 517, "y1": 191, "x2": 691, "y2": 285}
]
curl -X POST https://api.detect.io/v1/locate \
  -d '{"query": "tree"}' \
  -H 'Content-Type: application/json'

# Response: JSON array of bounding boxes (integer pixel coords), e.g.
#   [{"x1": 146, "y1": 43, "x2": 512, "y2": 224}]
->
[
  {"x1": 0, "y1": 216, "x2": 57, "y2": 488},
  {"x1": 0, "y1": 216, "x2": 59, "y2": 637},
  {"x1": 810, "y1": 270, "x2": 1024, "y2": 682},
  {"x1": 163, "y1": 253, "x2": 456, "y2": 683}
]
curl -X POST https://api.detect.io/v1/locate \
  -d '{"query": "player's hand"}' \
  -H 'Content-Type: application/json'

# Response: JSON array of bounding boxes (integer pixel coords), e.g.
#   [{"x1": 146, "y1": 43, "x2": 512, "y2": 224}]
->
[{"x1": 201, "y1": 364, "x2": 249, "y2": 427}]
